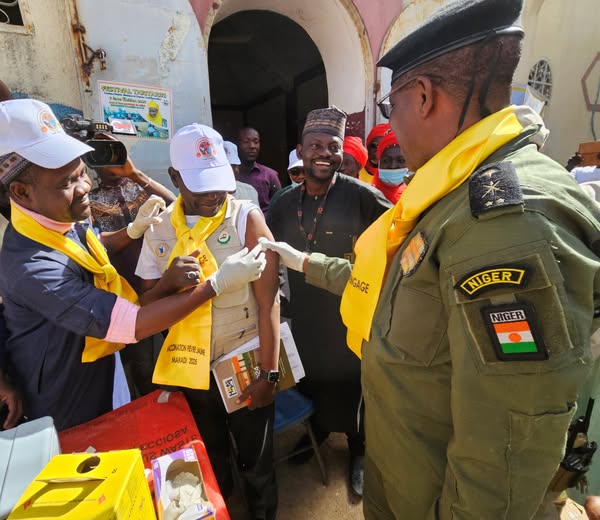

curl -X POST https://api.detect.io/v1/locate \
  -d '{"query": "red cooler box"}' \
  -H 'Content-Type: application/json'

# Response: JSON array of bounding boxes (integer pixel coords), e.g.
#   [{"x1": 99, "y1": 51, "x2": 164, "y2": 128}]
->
[{"x1": 58, "y1": 390, "x2": 229, "y2": 520}]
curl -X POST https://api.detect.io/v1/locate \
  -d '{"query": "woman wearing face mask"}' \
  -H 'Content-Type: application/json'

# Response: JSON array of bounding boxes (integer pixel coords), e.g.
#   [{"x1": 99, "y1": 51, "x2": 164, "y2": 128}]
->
[{"x1": 373, "y1": 131, "x2": 410, "y2": 204}]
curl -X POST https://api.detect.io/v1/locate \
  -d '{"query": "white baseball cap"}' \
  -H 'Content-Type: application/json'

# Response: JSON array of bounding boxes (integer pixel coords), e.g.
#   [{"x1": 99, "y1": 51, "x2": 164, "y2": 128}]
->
[
  {"x1": 288, "y1": 148, "x2": 303, "y2": 170},
  {"x1": 170, "y1": 124, "x2": 236, "y2": 193},
  {"x1": 0, "y1": 99, "x2": 93, "y2": 168},
  {"x1": 223, "y1": 140, "x2": 241, "y2": 165}
]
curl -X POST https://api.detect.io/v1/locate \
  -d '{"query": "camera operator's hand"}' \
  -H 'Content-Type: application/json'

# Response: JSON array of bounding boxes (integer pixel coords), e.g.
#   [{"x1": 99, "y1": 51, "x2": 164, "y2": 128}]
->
[
  {"x1": 93, "y1": 133, "x2": 176, "y2": 205},
  {"x1": 93, "y1": 132, "x2": 137, "y2": 178},
  {"x1": 127, "y1": 195, "x2": 166, "y2": 239}
]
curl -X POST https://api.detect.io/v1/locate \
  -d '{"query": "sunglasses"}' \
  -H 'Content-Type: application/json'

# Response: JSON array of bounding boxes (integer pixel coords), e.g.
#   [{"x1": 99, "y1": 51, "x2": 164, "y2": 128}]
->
[
  {"x1": 288, "y1": 168, "x2": 304, "y2": 177},
  {"x1": 376, "y1": 75, "x2": 442, "y2": 119}
]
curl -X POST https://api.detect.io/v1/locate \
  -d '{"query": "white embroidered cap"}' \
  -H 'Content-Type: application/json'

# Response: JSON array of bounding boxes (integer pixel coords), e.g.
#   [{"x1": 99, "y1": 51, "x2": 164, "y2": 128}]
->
[
  {"x1": 0, "y1": 99, "x2": 93, "y2": 169},
  {"x1": 170, "y1": 124, "x2": 236, "y2": 193},
  {"x1": 223, "y1": 140, "x2": 241, "y2": 165}
]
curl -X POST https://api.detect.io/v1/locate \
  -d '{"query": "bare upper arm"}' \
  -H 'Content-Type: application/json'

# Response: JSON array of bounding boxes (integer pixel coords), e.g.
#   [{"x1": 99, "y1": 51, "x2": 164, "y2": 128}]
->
[{"x1": 245, "y1": 209, "x2": 279, "y2": 305}]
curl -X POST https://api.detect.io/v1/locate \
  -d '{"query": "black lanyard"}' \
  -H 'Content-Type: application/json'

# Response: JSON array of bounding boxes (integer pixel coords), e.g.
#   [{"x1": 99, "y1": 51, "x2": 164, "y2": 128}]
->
[{"x1": 297, "y1": 173, "x2": 337, "y2": 252}]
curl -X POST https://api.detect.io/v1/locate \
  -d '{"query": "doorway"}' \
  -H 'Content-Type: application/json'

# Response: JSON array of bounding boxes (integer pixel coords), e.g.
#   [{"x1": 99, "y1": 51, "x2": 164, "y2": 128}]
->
[{"x1": 208, "y1": 10, "x2": 328, "y2": 182}]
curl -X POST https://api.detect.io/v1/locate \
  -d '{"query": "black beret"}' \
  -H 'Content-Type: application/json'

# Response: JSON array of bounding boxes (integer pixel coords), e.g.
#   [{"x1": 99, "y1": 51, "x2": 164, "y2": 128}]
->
[{"x1": 378, "y1": 0, "x2": 525, "y2": 84}]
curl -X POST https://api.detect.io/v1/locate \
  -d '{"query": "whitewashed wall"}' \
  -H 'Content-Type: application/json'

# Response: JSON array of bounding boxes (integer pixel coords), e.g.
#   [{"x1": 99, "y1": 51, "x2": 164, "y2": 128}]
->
[
  {"x1": 72, "y1": 0, "x2": 210, "y2": 187},
  {"x1": 516, "y1": 0, "x2": 600, "y2": 163},
  {"x1": 0, "y1": 0, "x2": 82, "y2": 112}
]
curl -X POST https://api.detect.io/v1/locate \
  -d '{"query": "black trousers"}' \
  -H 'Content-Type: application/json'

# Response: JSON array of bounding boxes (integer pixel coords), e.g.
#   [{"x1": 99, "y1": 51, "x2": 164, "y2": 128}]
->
[{"x1": 183, "y1": 379, "x2": 277, "y2": 520}]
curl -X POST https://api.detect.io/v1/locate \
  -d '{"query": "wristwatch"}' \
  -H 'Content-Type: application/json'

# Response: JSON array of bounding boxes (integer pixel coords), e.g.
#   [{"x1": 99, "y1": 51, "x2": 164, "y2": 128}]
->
[{"x1": 259, "y1": 369, "x2": 281, "y2": 384}]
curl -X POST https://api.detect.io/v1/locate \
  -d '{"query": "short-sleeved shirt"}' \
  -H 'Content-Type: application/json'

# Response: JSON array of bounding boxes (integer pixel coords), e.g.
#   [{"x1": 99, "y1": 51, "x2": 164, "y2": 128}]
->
[
  {"x1": 234, "y1": 180, "x2": 260, "y2": 207},
  {"x1": 236, "y1": 162, "x2": 281, "y2": 214},
  {"x1": 89, "y1": 180, "x2": 149, "y2": 233},
  {"x1": 89, "y1": 180, "x2": 149, "y2": 288},
  {"x1": 0, "y1": 221, "x2": 117, "y2": 431}
]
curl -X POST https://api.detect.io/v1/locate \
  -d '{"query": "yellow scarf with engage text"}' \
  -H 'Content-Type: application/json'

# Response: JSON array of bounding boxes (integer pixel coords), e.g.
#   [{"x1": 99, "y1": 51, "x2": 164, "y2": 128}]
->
[
  {"x1": 10, "y1": 201, "x2": 138, "y2": 362},
  {"x1": 340, "y1": 106, "x2": 525, "y2": 357},
  {"x1": 152, "y1": 196, "x2": 227, "y2": 390}
]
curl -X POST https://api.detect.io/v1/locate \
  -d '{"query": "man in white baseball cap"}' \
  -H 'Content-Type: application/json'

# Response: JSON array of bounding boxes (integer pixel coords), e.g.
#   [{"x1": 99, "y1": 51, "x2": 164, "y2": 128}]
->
[
  {"x1": 223, "y1": 140, "x2": 241, "y2": 170},
  {"x1": 0, "y1": 100, "x2": 266, "y2": 433},
  {"x1": 265, "y1": 148, "x2": 305, "y2": 221},
  {"x1": 135, "y1": 123, "x2": 280, "y2": 520},
  {"x1": 0, "y1": 98, "x2": 93, "y2": 171}
]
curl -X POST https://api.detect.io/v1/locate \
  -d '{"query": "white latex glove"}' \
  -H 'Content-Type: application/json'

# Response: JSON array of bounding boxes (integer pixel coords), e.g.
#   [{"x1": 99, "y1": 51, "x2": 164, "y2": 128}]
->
[
  {"x1": 258, "y1": 237, "x2": 306, "y2": 272},
  {"x1": 207, "y1": 243, "x2": 266, "y2": 296},
  {"x1": 164, "y1": 500, "x2": 185, "y2": 520},
  {"x1": 127, "y1": 195, "x2": 166, "y2": 239}
]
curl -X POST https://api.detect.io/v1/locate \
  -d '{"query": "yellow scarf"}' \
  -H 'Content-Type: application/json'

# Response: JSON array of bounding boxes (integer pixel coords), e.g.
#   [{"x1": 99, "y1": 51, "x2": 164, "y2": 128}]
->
[
  {"x1": 340, "y1": 106, "x2": 525, "y2": 357},
  {"x1": 152, "y1": 196, "x2": 227, "y2": 390},
  {"x1": 10, "y1": 201, "x2": 138, "y2": 362}
]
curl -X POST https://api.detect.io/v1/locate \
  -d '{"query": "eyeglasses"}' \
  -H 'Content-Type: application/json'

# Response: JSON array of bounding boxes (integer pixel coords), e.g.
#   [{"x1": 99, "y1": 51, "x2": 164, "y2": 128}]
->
[
  {"x1": 376, "y1": 75, "x2": 442, "y2": 119},
  {"x1": 288, "y1": 168, "x2": 304, "y2": 177},
  {"x1": 376, "y1": 78, "x2": 419, "y2": 120}
]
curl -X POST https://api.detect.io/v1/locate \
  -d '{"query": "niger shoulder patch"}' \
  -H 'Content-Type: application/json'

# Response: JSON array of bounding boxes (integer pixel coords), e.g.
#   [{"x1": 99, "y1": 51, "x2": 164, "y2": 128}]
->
[
  {"x1": 482, "y1": 302, "x2": 548, "y2": 362},
  {"x1": 469, "y1": 161, "x2": 523, "y2": 217},
  {"x1": 456, "y1": 264, "x2": 529, "y2": 298}
]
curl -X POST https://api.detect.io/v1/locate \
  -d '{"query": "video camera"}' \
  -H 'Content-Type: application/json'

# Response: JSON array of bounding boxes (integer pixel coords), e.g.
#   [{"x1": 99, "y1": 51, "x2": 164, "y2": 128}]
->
[{"x1": 60, "y1": 114, "x2": 136, "y2": 169}]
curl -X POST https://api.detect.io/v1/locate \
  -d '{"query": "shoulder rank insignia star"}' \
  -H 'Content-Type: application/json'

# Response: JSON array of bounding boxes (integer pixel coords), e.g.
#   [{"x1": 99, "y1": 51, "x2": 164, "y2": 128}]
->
[
  {"x1": 456, "y1": 264, "x2": 529, "y2": 298},
  {"x1": 482, "y1": 302, "x2": 548, "y2": 362},
  {"x1": 469, "y1": 161, "x2": 523, "y2": 217}
]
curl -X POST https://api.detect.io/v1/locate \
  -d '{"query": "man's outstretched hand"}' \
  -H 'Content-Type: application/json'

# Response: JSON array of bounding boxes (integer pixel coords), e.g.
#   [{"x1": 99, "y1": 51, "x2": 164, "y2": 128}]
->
[{"x1": 258, "y1": 237, "x2": 307, "y2": 272}]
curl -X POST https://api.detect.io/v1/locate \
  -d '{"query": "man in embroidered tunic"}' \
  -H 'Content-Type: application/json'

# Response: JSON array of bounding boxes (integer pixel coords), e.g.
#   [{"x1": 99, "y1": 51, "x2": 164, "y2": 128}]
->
[
  {"x1": 267, "y1": 107, "x2": 390, "y2": 497},
  {"x1": 260, "y1": 0, "x2": 600, "y2": 518}
]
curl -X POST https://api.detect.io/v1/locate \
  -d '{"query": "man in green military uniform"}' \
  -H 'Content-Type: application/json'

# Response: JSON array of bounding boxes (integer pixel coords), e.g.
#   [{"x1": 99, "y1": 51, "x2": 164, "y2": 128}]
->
[{"x1": 259, "y1": 0, "x2": 600, "y2": 518}]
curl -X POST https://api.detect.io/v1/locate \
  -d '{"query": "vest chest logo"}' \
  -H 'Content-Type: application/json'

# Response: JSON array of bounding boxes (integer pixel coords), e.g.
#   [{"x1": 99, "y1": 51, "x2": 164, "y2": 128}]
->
[
  {"x1": 217, "y1": 231, "x2": 231, "y2": 245},
  {"x1": 156, "y1": 242, "x2": 169, "y2": 257},
  {"x1": 456, "y1": 265, "x2": 528, "y2": 298}
]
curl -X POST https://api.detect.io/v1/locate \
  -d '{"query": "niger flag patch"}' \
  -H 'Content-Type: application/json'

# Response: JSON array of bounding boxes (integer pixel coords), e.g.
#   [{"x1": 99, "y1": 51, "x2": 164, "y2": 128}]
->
[{"x1": 482, "y1": 303, "x2": 548, "y2": 361}]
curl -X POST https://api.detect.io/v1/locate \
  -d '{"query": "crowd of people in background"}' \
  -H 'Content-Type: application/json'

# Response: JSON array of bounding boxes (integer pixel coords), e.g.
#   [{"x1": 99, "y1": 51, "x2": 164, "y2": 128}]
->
[{"x1": 0, "y1": 0, "x2": 599, "y2": 520}]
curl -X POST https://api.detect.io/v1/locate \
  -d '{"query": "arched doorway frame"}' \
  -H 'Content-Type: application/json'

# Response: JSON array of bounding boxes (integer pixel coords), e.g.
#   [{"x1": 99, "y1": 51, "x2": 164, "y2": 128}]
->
[
  {"x1": 204, "y1": 0, "x2": 374, "y2": 138},
  {"x1": 376, "y1": 0, "x2": 445, "y2": 125}
]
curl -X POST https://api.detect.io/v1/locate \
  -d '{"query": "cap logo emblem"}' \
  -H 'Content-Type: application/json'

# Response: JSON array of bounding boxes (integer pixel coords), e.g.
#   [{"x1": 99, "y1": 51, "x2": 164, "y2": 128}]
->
[
  {"x1": 37, "y1": 109, "x2": 61, "y2": 134},
  {"x1": 195, "y1": 137, "x2": 216, "y2": 159}
]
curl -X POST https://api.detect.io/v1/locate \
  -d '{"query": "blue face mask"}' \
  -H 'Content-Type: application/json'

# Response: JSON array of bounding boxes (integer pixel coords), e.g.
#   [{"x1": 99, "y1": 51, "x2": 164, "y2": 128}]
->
[
  {"x1": 378, "y1": 168, "x2": 409, "y2": 186},
  {"x1": 291, "y1": 180, "x2": 302, "y2": 187}
]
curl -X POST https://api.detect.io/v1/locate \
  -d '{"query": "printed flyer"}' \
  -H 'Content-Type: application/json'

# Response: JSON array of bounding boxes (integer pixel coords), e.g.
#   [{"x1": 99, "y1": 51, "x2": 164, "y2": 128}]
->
[{"x1": 98, "y1": 80, "x2": 173, "y2": 140}]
